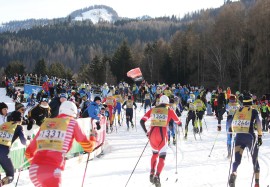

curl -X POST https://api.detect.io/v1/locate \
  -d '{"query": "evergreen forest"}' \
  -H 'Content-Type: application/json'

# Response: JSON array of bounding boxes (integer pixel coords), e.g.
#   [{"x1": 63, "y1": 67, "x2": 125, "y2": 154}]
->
[{"x1": 0, "y1": 0, "x2": 269, "y2": 94}]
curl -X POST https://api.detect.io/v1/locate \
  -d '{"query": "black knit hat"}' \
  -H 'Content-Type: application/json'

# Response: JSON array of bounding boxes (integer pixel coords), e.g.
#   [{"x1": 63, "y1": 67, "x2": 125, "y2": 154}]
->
[
  {"x1": 10, "y1": 111, "x2": 22, "y2": 121},
  {"x1": 0, "y1": 102, "x2": 8, "y2": 115},
  {"x1": 243, "y1": 95, "x2": 253, "y2": 106},
  {"x1": 94, "y1": 96, "x2": 101, "y2": 102},
  {"x1": 15, "y1": 103, "x2": 25, "y2": 111}
]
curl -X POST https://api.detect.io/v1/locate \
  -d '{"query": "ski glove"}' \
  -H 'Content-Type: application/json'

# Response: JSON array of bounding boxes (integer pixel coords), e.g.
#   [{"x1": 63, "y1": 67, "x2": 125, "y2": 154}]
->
[
  {"x1": 257, "y1": 135, "x2": 262, "y2": 146},
  {"x1": 96, "y1": 121, "x2": 101, "y2": 130}
]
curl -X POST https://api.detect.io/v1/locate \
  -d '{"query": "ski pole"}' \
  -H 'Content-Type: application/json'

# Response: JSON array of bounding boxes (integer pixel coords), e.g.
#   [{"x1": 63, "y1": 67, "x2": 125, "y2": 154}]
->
[
  {"x1": 208, "y1": 131, "x2": 220, "y2": 157},
  {"x1": 15, "y1": 158, "x2": 32, "y2": 187},
  {"x1": 175, "y1": 127, "x2": 178, "y2": 174},
  {"x1": 204, "y1": 118, "x2": 208, "y2": 131},
  {"x1": 82, "y1": 121, "x2": 95, "y2": 187},
  {"x1": 250, "y1": 136, "x2": 259, "y2": 187},
  {"x1": 134, "y1": 109, "x2": 137, "y2": 132},
  {"x1": 227, "y1": 137, "x2": 235, "y2": 187},
  {"x1": 121, "y1": 110, "x2": 125, "y2": 125},
  {"x1": 81, "y1": 151, "x2": 91, "y2": 187},
  {"x1": 125, "y1": 140, "x2": 149, "y2": 187}
]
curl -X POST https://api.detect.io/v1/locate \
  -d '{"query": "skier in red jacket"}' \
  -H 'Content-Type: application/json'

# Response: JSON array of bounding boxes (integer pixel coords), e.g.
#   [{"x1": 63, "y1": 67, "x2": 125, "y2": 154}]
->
[
  {"x1": 25, "y1": 101, "x2": 96, "y2": 187},
  {"x1": 140, "y1": 95, "x2": 181, "y2": 187}
]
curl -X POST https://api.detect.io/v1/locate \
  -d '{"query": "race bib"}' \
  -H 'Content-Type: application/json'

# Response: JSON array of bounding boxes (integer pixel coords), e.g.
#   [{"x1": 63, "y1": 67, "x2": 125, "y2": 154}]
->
[
  {"x1": 196, "y1": 102, "x2": 203, "y2": 108},
  {"x1": 126, "y1": 100, "x2": 133, "y2": 108},
  {"x1": 106, "y1": 97, "x2": 114, "y2": 106},
  {"x1": 232, "y1": 107, "x2": 252, "y2": 133},
  {"x1": 37, "y1": 118, "x2": 69, "y2": 152},
  {"x1": 151, "y1": 108, "x2": 168, "y2": 127},
  {"x1": 145, "y1": 94, "x2": 150, "y2": 100},
  {"x1": 227, "y1": 103, "x2": 239, "y2": 116},
  {"x1": 0, "y1": 122, "x2": 17, "y2": 147},
  {"x1": 189, "y1": 103, "x2": 196, "y2": 111}
]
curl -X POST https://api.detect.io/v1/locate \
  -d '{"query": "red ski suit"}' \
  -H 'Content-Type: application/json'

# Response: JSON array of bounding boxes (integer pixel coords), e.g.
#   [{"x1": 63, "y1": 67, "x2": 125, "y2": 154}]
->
[
  {"x1": 141, "y1": 105, "x2": 181, "y2": 152},
  {"x1": 25, "y1": 114, "x2": 96, "y2": 187},
  {"x1": 102, "y1": 96, "x2": 116, "y2": 124}
]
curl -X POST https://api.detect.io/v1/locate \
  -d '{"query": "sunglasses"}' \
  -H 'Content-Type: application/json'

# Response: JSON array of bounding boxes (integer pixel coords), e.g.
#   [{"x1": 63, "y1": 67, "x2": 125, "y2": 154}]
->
[{"x1": 41, "y1": 98, "x2": 48, "y2": 102}]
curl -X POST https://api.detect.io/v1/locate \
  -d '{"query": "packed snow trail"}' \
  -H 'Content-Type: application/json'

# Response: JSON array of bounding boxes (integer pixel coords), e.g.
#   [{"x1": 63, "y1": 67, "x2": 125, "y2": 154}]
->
[{"x1": 0, "y1": 88, "x2": 269, "y2": 187}]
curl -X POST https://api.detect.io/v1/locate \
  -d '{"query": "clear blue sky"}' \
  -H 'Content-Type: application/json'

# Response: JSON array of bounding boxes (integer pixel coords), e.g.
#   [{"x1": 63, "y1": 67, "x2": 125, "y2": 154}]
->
[{"x1": 0, "y1": 0, "x2": 238, "y2": 23}]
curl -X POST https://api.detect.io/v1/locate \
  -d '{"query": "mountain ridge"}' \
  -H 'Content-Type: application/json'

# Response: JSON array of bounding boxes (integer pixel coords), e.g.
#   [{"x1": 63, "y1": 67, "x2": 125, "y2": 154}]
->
[{"x1": 0, "y1": 5, "x2": 152, "y2": 33}]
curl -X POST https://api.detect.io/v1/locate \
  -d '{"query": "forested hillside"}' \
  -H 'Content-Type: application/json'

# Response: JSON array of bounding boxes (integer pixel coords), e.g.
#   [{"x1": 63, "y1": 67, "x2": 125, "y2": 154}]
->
[{"x1": 0, "y1": 0, "x2": 269, "y2": 94}]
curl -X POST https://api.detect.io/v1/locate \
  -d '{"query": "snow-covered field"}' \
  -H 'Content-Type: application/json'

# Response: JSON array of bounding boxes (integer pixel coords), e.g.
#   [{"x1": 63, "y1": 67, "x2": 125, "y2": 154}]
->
[{"x1": 1, "y1": 88, "x2": 270, "y2": 187}]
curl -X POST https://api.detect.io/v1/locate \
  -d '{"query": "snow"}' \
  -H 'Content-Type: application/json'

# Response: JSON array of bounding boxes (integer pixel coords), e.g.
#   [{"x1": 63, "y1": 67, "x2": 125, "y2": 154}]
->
[
  {"x1": 1, "y1": 87, "x2": 270, "y2": 187},
  {"x1": 74, "y1": 9, "x2": 113, "y2": 24}
]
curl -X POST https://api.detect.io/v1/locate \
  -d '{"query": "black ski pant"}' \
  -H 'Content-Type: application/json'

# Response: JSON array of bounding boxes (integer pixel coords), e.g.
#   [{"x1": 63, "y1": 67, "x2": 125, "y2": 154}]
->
[{"x1": 0, "y1": 146, "x2": 14, "y2": 180}]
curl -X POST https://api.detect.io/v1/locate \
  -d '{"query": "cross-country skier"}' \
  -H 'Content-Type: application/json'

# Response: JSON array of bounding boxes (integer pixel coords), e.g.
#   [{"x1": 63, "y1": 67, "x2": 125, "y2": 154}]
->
[
  {"x1": 25, "y1": 101, "x2": 97, "y2": 187},
  {"x1": 0, "y1": 111, "x2": 26, "y2": 186},
  {"x1": 112, "y1": 90, "x2": 123, "y2": 126},
  {"x1": 193, "y1": 95, "x2": 206, "y2": 133},
  {"x1": 140, "y1": 95, "x2": 181, "y2": 187},
  {"x1": 217, "y1": 87, "x2": 227, "y2": 131},
  {"x1": 259, "y1": 95, "x2": 269, "y2": 131},
  {"x1": 122, "y1": 95, "x2": 137, "y2": 130},
  {"x1": 228, "y1": 94, "x2": 262, "y2": 187},
  {"x1": 225, "y1": 95, "x2": 240, "y2": 158},
  {"x1": 142, "y1": 90, "x2": 152, "y2": 113},
  {"x1": 167, "y1": 97, "x2": 182, "y2": 145},
  {"x1": 102, "y1": 92, "x2": 116, "y2": 131},
  {"x1": 184, "y1": 97, "x2": 197, "y2": 139}
]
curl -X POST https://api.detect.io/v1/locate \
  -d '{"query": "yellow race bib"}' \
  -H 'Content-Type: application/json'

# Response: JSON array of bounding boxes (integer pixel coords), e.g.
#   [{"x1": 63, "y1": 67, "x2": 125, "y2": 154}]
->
[
  {"x1": 37, "y1": 118, "x2": 69, "y2": 152},
  {"x1": 145, "y1": 94, "x2": 150, "y2": 100},
  {"x1": 151, "y1": 108, "x2": 168, "y2": 127},
  {"x1": 0, "y1": 122, "x2": 17, "y2": 147},
  {"x1": 126, "y1": 100, "x2": 133, "y2": 109},
  {"x1": 189, "y1": 103, "x2": 196, "y2": 111},
  {"x1": 232, "y1": 107, "x2": 252, "y2": 133}
]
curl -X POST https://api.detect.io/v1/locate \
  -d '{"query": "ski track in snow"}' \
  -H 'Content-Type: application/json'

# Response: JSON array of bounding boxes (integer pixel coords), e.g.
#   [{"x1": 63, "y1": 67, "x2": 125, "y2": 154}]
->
[{"x1": 0, "y1": 88, "x2": 269, "y2": 187}]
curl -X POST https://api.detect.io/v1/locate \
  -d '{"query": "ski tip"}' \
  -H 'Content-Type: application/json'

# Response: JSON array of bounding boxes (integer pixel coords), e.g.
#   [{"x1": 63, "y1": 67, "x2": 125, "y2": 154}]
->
[{"x1": 175, "y1": 179, "x2": 178, "y2": 183}]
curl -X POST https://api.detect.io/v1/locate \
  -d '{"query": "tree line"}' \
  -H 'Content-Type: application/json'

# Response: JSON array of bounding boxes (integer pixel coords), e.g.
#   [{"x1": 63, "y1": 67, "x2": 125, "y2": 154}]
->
[{"x1": 0, "y1": 0, "x2": 269, "y2": 94}]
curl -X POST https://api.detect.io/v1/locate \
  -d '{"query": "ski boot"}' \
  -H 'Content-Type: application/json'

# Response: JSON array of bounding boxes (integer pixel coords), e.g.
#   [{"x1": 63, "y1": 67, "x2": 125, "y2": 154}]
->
[
  {"x1": 153, "y1": 175, "x2": 161, "y2": 187},
  {"x1": 173, "y1": 137, "x2": 176, "y2": 145},
  {"x1": 199, "y1": 127, "x2": 203, "y2": 133},
  {"x1": 118, "y1": 120, "x2": 121, "y2": 126},
  {"x1": 217, "y1": 125, "x2": 221, "y2": 131},
  {"x1": 184, "y1": 133, "x2": 187, "y2": 139},
  {"x1": 110, "y1": 125, "x2": 113, "y2": 132},
  {"x1": 168, "y1": 140, "x2": 170, "y2": 145},
  {"x1": 229, "y1": 173, "x2": 236, "y2": 187},
  {"x1": 131, "y1": 122, "x2": 134, "y2": 128},
  {"x1": 150, "y1": 174, "x2": 154, "y2": 184}
]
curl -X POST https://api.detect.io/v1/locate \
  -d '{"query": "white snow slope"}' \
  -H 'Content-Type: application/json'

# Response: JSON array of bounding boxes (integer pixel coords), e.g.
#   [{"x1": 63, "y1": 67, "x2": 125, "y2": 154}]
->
[
  {"x1": 1, "y1": 88, "x2": 270, "y2": 187},
  {"x1": 74, "y1": 9, "x2": 113, "y2": 24}
]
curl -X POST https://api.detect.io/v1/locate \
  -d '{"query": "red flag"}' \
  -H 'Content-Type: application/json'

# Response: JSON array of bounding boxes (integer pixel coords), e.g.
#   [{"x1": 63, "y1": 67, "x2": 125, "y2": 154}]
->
[{"x1": 127, "y1": 68, "x2": 143, "y2": 81}]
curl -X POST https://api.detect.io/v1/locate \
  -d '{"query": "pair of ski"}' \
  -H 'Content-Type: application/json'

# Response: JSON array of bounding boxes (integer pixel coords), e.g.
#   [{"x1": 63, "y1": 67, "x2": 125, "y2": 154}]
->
[
  {"x1": 193, "y1": 130, "x2": 202, "y2": 140},
  {"x1": 149, "y1": 176, "x2": 179, "y2": 187}
]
